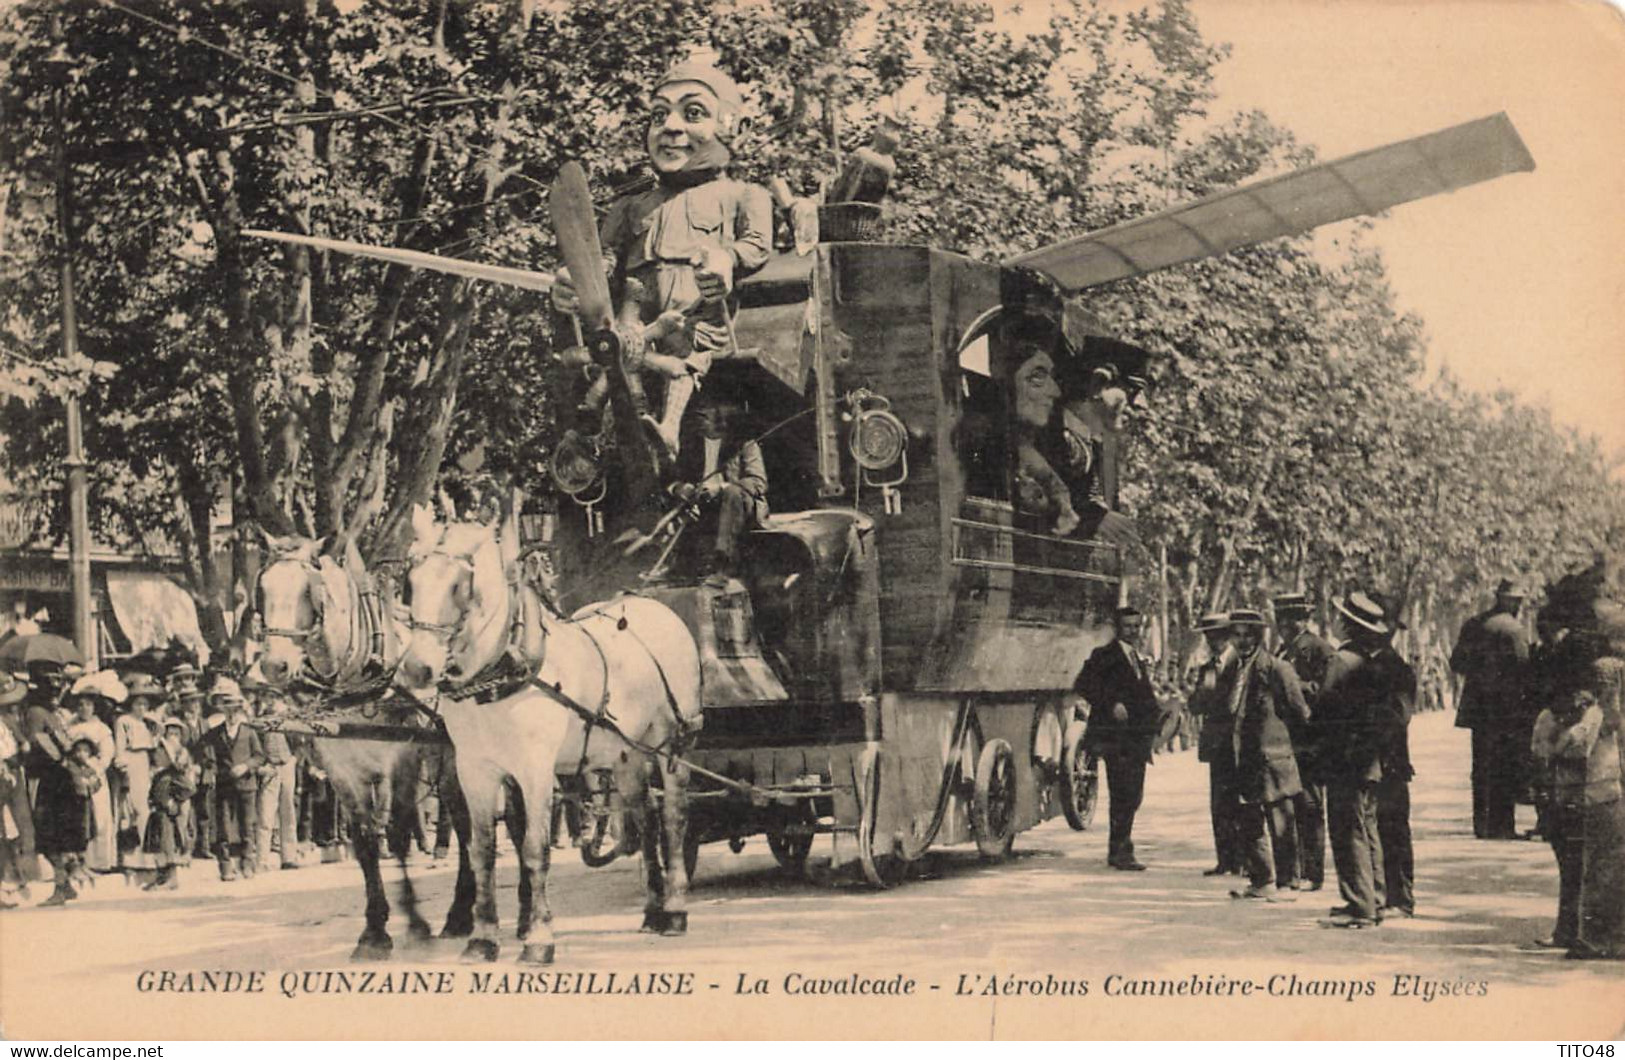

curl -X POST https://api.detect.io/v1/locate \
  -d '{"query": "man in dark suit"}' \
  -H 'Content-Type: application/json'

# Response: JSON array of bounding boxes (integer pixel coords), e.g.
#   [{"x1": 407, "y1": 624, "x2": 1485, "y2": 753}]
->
[
  {"x1": 1075, "y1": 606, "x2": 1161, "y2": 870},
  {"x1": 1186, "y1": 612, "x2": 1242, "y2": 876},
  {"x1": 1274, "y1": 592, "x2": 1336, "y2": 890},
  {"x1": 1450, "y1": 578, "x2": 1529, "y2": 839},
  {"x1": 1225, "y1": 609, "x2": 1312, "y2": 901},
  {"x1": 673, "y1": 391, "x2": 769, "y2": 586},
  {"x1": 1318, "y1": 590, "x2": 1417, "y2": 928}
]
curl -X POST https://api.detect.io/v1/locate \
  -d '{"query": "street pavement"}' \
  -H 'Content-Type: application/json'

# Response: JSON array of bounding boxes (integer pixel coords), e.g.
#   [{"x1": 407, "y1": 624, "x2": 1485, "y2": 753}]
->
[{"x1": 2, "y1": 709, "x2": 1621, "y2": 1039}]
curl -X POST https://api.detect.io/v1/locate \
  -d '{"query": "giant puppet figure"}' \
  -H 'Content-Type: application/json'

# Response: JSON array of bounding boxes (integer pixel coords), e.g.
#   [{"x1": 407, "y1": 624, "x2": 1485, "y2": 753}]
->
[{"x1": 553, "y1": 58, "x2": 773, "y2": 461}]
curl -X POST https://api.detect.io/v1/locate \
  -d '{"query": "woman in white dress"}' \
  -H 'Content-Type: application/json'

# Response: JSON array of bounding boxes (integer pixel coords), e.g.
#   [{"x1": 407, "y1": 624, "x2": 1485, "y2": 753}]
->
[
  {"x1": 112, "y1": 673, "x2": 165, "y2": 876},
  {"x1": 66, "y1": 671, "x2": 123, "y2": 874}
]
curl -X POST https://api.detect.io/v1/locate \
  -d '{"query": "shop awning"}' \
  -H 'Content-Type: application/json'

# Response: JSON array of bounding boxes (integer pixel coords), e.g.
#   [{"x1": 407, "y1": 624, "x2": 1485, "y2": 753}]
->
[{"x1": 104, "y1": 570, "x2": 209, "y2": 666}]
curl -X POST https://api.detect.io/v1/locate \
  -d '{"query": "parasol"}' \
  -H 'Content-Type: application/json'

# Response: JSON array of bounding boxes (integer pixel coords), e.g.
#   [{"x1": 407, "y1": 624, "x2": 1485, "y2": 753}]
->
[{"x1": 0, "y1": 632, "x2": 85, "y2": 668}]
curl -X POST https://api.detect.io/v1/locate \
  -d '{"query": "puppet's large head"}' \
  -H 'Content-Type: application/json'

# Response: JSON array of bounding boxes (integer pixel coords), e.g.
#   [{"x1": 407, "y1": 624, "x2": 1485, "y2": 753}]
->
[{"x1": 647, "y1": 59, "x2": 744, "y2": 177}]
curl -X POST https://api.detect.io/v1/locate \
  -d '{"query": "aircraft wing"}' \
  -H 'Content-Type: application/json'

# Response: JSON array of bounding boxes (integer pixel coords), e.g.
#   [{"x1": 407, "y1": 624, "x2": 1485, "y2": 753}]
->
[{"x1": 1005, "y1": 112, "x2": 1535, "y2": 292}]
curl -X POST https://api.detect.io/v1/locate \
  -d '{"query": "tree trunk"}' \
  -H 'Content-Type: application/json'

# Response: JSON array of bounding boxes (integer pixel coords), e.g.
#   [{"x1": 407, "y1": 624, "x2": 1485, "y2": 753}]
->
[
  {"x1": 1157, "y1": 541, "x2": 1170, "y2": 680},
  {"x1": 1205, "y1": 446, "x2": 1277, "y2": 614},
  {"x1": 368, "y1": 0, "x2": 530, "y2": 561}
]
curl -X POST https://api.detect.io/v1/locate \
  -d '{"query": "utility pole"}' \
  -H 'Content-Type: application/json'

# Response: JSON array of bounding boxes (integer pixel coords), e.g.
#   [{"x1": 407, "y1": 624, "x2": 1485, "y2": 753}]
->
[{"x1": 49, "y1": 15, "x2": 93, "y2": 665}]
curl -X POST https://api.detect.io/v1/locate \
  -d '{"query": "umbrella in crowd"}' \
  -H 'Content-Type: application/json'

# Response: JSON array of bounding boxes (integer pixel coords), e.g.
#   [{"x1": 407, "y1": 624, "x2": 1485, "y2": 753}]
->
[{"x1": 0, "y1": 632, "x2": 84, "y2": 668}]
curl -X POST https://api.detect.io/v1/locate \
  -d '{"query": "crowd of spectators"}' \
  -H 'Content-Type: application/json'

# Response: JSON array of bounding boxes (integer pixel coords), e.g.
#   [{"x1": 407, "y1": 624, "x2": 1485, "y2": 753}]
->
[{"x1": 0, "y1": 657, "x2": 399, "y2": 907}]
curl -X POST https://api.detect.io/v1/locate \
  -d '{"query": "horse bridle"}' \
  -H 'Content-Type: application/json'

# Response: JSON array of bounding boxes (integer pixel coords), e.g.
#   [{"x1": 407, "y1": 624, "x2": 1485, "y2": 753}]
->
[
  {"x1": 402, "y1": 548, "x2": 477, "y2": 643},
  {"x1": 256, "y1": 557, "x2": 327, "y2": 644},
  {"x1": 405, "y1": 543, "x2": 541, "y2": 683}
]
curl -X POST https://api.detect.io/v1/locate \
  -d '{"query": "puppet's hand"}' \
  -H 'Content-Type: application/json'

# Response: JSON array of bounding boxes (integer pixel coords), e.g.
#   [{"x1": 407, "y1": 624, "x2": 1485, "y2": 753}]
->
[
  {"x1": 551, "y1": 266, "x2": 580, "y2": 316},
  {"x1": 694, "y1": 248, "x2": 733, "y2": 302}
]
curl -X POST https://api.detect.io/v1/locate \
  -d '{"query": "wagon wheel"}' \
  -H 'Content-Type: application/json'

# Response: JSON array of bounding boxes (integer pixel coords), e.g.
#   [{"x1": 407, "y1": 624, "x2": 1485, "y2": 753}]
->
[
  {"x1": 767, "y1": 832, "x2": 814, "y2": 874},
  {"x1": 971, "y1": 738, "x2": 1017, "y2": 860},
  {"x1": 856, "y1": 745, "x2": 910, "y2": 888},
  {"x1": 1060, "y1": 726, "x2": 1099, "y2": 832}
]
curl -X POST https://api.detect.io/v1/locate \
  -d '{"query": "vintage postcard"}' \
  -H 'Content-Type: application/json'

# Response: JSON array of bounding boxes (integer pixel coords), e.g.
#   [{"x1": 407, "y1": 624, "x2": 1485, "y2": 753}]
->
[{"x1": 1, "y1": 0, "x2": 1622, "y2": 1042}]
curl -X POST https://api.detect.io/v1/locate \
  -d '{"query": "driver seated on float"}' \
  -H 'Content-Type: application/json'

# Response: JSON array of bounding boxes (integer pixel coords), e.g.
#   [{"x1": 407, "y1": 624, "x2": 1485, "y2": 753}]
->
[{"x1": 670, "y1": 389, "x2": 768, "y2": 588}]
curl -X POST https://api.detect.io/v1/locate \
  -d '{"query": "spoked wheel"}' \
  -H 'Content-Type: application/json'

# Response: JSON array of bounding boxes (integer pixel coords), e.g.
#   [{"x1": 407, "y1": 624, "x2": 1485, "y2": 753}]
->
[
  {"x1": 856, "y1": 745, "x2": 910, "y2": 888},
  {"x1": 1060, "y1": 726, "x2": 1099, "y2": 832},
  {"x1": 767, "y1": 832, "x2": 814, "y2": 874},
  {"x1": 972, "y1": 738, "x2": 1017, "y2": 860}
]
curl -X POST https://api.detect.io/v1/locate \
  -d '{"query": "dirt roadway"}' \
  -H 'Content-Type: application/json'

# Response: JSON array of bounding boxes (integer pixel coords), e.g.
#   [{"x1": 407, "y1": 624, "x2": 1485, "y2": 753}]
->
[{"x1": 2, "y1": 710, "x2": 1621, "y2": 1040}]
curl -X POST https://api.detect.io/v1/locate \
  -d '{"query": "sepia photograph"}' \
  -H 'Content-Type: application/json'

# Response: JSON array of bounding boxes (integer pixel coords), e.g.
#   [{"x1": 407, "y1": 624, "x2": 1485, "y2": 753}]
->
[{"x1": 0, "y1": 0, "x2": 1622, "y2": 1042}]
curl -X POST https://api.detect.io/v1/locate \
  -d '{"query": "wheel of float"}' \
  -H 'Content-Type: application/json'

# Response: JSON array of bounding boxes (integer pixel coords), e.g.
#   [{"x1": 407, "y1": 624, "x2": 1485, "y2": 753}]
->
[
  {"x1": 971, "y1": 738, "x2": 1017, "y2": 859},
  {"x1": 856, "y1": 745, "x2": 910, "y2": 888},
  {"x1": 767, "y1": 831, "x2": 814, "y2": 874},
  {"x1": 1060, "y1": 727, "x2": 1099, "y2": 832}
]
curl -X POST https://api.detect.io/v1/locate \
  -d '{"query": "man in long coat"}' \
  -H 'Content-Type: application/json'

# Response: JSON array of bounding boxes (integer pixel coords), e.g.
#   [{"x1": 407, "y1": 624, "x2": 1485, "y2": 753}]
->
[
  {"x1": 1076, "y1": 606, "x2": 1161, "y2": 870},
  {"x1": 1186, "y1": 612, "x2": 1242, "y2": 876},
  {"x1": 1319, "y1": 590, "x2": 1417, "y2": 928},
  {"x1": 1451, "y1": 578, "x2": 1530, "y2": 839},
  {"x1": 1275, "y1": 592, "x2": 1336, "y2": 890},
  {"x1": 1225, "y1": 609, "x2": 1312, "y2": 901},
  {"x1": 1370, "y1": 591, "x2": 1419, "y2": 918}
]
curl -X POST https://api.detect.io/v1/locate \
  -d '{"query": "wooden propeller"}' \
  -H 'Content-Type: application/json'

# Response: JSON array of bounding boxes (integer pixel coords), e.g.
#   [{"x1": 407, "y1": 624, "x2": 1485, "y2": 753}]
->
[{"x1": 548, "y1": 161, "x2": 615, "y2": 332}]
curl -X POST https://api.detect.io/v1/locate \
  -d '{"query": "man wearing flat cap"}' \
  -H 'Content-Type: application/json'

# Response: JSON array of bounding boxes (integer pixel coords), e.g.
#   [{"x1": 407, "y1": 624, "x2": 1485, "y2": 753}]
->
[
  {"x1": 1451, "y1": 578, "x2": 1530, "y2": 839},
  {"x1": 1275, "y1": 592, "x2": 1336, "y2": 890},
  {"x1": 198, "y1": 677, "x2": 265, "y2": 881},
  {"x1": 552, "y1": 55, "x2": 772, "y2": 461},
  {"x1": 1186, "y1": 612, "x2": 1243, "y2": 876},
  {"x1": 1225, "y1": 609, "x2": 1312, "y2": 900},
  {"x1": 1318, "y1": 590, "x2": 1417, "y2": 928}
]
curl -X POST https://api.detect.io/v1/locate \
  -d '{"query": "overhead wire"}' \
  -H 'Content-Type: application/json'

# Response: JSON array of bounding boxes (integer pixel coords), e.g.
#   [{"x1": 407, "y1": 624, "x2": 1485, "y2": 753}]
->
[
  {"x1": 93, "y1": 0, "x2": 302, "y2": 89},
  {"x1": 87, "y1": 0, "x2": 623, "y2": 268}
]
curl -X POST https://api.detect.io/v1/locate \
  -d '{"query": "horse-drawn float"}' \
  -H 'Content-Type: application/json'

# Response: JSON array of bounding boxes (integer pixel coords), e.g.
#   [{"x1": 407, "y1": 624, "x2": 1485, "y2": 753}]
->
[{"x1": 241, "y1": 112, "x2": 1535, "y2": 961}]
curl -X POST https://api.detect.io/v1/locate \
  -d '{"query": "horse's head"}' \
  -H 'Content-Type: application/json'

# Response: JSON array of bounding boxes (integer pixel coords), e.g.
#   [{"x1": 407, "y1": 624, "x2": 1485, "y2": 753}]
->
[
  {"x1": 253, "y1": 531, "x2": 330, "y2": 687},
  {"x1": 399, "y1": 504, "x2": 509, "y2": 690}
]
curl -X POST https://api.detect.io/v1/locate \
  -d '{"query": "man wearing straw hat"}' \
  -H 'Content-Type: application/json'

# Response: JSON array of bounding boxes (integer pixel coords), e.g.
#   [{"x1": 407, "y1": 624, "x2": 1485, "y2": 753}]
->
[
  {"x1": 1318, "y1": 590, "x2": 1416, "y2": 928},
  {"x1": 1450, "y1": 578, "x2": 1530, "y2": 840},
  {"x1": 1274, "y1": 592, "x2": 1336, "y2": 890},
  {"x1": 1186, "y1": 612, "x2": 1242, "y2": 877}
]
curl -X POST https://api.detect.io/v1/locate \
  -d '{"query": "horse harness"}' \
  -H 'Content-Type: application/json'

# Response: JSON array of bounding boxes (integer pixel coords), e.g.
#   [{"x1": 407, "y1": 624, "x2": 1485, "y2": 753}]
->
[
  {"x1": 407, "y1": 543, "x2": 692, "y2": 776},
  {"x1": 258, "y1": 554, "x2": 391, "y2": 687}
]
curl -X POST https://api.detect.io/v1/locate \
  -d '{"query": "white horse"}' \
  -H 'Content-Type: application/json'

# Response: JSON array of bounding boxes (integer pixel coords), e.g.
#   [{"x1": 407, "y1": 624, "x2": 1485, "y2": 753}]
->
[
  {"x1": 254, "y1": 532, "x2": 480, "y2": 958},
  {"x1": 396, "y1": 503, "x2": 702, "y2": 964}
]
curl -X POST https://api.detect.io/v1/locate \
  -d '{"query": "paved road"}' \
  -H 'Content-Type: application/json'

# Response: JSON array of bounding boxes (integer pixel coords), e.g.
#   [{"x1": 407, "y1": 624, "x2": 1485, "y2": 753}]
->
[{"x1": 3, "y1": 710, "x2": 1621, "y2": 1039}]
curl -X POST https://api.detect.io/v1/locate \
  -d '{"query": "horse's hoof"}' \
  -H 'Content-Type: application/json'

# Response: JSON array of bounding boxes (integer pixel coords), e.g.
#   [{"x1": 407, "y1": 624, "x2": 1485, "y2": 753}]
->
[
  {"x1": 407, "y1": 920, "x2": 434, "y2": 943},
  {"x1": 659, "y1": 911, "x2": 688, "y2": 937},
  {"x1": 460, "y1": 938, "x2": 500, "y2": 963},
  {"x1": 518, "y1": 943, "x2": 556, "y2": 965},
  {"x1": 350, "y1": 936, "x2": 393, "y2": 962},
  {"x1": 439, "y1": 920, "x2": 474, "y2": 940},
  {"x1": 639, "y1": 910, "x2": 666, "y2": 934}
]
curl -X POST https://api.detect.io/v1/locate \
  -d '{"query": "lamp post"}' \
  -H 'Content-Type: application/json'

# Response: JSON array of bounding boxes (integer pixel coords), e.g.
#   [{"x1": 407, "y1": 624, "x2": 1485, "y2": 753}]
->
[{"x1": 47, "y1": 17, "x2": 94, "y2": 665}]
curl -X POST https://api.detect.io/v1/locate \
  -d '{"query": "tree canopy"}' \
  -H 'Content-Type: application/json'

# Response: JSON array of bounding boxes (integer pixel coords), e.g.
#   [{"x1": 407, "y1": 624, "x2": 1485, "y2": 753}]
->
[{"x1": 3, "y1": 0, "x2": 1619, "y2": 656}]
